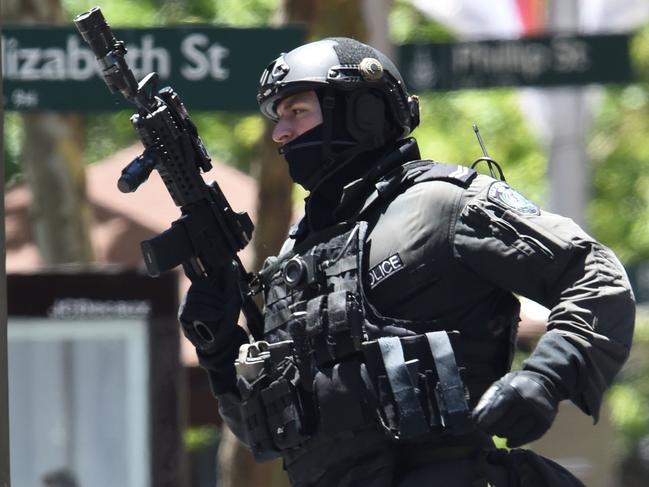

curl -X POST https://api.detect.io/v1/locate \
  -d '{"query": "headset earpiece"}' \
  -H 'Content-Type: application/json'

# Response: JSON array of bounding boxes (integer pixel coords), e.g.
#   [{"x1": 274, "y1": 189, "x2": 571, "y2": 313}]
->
[{"x1": 345, "y1": 90, "x2": 386, "y2": 142}]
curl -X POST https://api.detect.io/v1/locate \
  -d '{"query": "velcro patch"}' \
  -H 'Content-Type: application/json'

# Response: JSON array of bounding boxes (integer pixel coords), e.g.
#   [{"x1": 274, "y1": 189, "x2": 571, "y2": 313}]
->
[
  {"x1": 487, "y1": 181, "x2": 539, "y2": 216},
  {"x1": 368, "y1": 254, "x2": 404, "y2": 289},
  {"x1": 412, "y1": 162, "x2": 477, "y2": 187}
]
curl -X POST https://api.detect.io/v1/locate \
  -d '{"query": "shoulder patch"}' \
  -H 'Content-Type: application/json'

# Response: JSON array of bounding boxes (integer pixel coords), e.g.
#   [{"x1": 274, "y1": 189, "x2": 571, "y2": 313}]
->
[{"x1": 487, "y1": 181, "x2": 539, "y2": 216}]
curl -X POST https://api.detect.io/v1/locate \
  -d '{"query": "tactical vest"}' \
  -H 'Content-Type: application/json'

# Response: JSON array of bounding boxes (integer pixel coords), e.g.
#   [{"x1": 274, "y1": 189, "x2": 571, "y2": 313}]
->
[{"x1": 235, "y1": 160, "x2": 520, "y2": 461}]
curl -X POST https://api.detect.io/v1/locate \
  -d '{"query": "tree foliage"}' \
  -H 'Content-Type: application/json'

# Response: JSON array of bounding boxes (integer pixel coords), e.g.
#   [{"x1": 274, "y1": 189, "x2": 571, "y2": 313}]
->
[
  {"x1": 413, "y1": 90, "x2": 547, "y2": 204},
  {"x1": 603, "y1": 30, "x2": 649, "y2": 475},
  {"x1": 390, "y1": 0, "x2": 454, "y2": 43},
  {"x1": 4, "y1": 114, "x2": 22, "y2": 185},
  {"x1": 588, "y1": 25, "x2": 649, "y2": 263}
]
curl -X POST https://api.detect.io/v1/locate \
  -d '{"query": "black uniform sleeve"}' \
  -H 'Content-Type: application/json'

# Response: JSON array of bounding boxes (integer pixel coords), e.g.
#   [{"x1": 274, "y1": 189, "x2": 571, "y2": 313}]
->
[{"x1": 452, "y1": 178, "x2": 635, "y2": 421}]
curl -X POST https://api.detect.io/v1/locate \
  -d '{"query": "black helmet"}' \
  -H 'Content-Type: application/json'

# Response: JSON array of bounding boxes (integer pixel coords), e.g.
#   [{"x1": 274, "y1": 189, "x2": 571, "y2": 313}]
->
[{"x1": 257, "y1": 37, "x2": 420, "y2": 141}]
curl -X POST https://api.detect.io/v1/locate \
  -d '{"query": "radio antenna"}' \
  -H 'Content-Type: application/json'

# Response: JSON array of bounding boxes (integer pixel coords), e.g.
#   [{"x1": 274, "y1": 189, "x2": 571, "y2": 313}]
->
[
  {"x1": 470, "y1": 123, "x2": 506, "y2": 181},
  {"x1": 473, "y1": 123, "x2": 489, "y2": 157}
]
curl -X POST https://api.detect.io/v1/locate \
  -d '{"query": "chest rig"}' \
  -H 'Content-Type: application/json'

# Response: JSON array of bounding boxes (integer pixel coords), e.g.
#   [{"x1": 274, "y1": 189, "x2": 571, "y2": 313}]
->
[
  {"x1": 264, "y1": 222, "x2": 366, "y2": 362},
  {"x1": 236, "y1": 161, "x2": 504, "y2": 461}
]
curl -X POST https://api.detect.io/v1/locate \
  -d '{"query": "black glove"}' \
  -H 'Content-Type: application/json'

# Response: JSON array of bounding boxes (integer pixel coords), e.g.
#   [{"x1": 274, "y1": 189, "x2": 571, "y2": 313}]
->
[
  {"x1": 178, "y1": 262, "x2": 245, "y2": 356},
  {"x1": 472, "y1": 370, "x2": 563, "y2": 448}
]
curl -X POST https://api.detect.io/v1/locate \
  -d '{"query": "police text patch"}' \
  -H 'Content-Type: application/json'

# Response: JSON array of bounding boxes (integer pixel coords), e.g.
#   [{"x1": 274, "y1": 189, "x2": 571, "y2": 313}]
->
[
  {"x1": 368, "y1": 254, "x2": 404, "y2": 289},
  {"x1": 487, "y1": 181, "x2": 539, "y2": 216}
]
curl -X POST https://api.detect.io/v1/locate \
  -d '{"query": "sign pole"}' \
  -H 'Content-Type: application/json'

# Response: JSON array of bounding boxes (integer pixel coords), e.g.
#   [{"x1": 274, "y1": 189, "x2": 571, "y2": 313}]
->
[
  {"x1": 0, "y1": 19, "x2": 13, "y2": 487},
  {"x1": 544, "y1": 0, "x2": 591, "y2": 227}
]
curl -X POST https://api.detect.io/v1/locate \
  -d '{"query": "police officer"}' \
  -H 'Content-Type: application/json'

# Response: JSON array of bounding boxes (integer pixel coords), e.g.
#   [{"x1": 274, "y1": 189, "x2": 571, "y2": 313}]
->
[{"x1": 179, "y1": 37, "x2": 635, "y2": 486}]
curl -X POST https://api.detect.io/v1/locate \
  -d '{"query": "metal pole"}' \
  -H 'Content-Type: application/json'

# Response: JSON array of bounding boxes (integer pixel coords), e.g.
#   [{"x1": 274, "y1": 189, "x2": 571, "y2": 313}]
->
[
  {"x1": 545, "y1": 0, "x2": 591, "y2": 227},
  {"x1": 0, "y1": 19, "x2": 12, "y2": 487}
]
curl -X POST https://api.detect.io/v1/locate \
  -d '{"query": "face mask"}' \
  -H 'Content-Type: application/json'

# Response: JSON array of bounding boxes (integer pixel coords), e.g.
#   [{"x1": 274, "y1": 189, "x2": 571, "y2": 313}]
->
[{"x1": 280, "y1": 124, "x2": 355, "y2": 191}]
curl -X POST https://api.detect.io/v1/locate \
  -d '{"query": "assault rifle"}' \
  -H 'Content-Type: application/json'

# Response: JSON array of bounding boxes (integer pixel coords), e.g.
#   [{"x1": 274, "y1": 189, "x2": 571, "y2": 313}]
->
[{"x1": 74, "y1": 7, "x2": 264, "y2": 340}]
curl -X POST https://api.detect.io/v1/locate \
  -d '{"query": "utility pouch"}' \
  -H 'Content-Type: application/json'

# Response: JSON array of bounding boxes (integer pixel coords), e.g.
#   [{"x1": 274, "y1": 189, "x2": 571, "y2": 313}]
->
[
  {"x1": 239, "y1": 387, "x2": 279, "y2": 461},
  {"x1": 362, "y1": 331, "x2": 472, "y2": 440},
  {"x1": 306, "y1": 290, "x2": 365, "y2": 367},
  {"x1": 325, "y1": 290, "x2": 364, "y2": 360},
  {"x1": 260, "y1": 359, "x2": 312, "y2": 450},
  {"x1": 236, "y1": 342, "x2": 275, "y2": 459},
  {"x1": 236, "y1": 340, "x2": 312, "y2": 457},
  {"x1": 313, "y1": 359, "x2": 370, "y2": 433}
]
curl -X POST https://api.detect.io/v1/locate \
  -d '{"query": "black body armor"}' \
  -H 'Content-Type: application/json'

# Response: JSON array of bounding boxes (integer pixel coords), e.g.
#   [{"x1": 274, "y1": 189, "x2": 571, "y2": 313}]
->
[{"x1": 235, "y1": 161, "x2": 521, "y2": 465}]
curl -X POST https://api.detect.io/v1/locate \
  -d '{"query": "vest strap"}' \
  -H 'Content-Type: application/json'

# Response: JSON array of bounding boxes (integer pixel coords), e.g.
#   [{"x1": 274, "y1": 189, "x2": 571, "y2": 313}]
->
[
  {"x1": 426, "y1": 331, "x2": 472, "y2": 435},
  {"x1": 377, "y1": 336, "x2": 429, "y2": 438}
]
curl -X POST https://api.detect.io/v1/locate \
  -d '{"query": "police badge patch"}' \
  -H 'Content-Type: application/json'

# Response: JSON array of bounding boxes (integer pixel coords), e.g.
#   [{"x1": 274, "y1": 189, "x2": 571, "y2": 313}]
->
[{"x1": 487, "y1": 181, "x2": 539, "y2": 216}]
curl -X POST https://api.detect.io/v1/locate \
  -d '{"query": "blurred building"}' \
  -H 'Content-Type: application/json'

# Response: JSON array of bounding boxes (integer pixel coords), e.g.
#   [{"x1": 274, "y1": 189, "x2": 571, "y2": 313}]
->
[
  {"x1": 5, "y1": 143, "x2": 258, "y2": 369},
  {"x1": 5, "y1": 147, "x2": 260, "y2": 473}
]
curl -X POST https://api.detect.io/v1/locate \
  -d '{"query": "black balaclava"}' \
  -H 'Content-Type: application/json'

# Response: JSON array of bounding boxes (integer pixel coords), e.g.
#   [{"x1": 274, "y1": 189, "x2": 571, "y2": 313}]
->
[
  {"x1": 280, "y1": 123, "x2": 355, "y2": 191},
  {"x1": 279, "y1": 89, "x2": 358, "y2": 191},
  {"x1": 278, "y1": 88, "x2": 404, "y2": 230}
]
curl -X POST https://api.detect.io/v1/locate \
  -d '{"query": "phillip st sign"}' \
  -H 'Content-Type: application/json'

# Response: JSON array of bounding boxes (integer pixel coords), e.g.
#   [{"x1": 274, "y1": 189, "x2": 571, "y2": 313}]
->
[{"x1": 399, "y1": 33, "x2": 632, "y2": 92}]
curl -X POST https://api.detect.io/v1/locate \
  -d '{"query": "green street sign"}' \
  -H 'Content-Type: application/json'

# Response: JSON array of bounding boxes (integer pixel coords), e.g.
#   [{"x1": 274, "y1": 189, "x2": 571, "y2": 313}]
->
[
  {"x1": 2, "y1": 25, "x2": 305, "y2": 112},
  {"x1": 2, "y1": 28, "x2": 632, "y2": 111},
  {"x1": 399, "y1": 33, "x2": 633, "y2": 92}
]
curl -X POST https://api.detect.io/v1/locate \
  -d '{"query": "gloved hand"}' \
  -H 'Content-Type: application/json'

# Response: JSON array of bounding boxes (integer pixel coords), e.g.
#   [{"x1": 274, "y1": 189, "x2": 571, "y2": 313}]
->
[
  {"x1": 472, "y1": 370, "x2": 563, "y2": 448},
  {"x1": 178, "y1": 261, "x2": 245, "y2": 356}
]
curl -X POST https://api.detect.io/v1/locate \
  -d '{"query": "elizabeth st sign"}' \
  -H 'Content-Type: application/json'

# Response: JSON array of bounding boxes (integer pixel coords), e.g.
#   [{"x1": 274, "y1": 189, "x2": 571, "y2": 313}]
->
[
  {"x1": 1, "y1": 27, "x2": 633, "y2": 112},
  {"x1": 2, "y1": 25, "x2": 304, "y2": 112}
]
